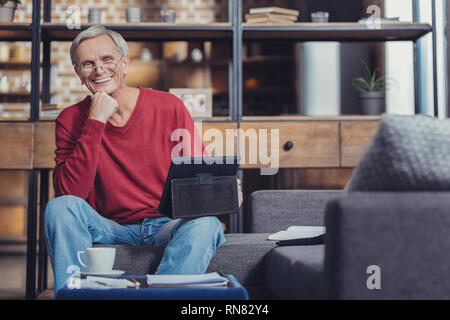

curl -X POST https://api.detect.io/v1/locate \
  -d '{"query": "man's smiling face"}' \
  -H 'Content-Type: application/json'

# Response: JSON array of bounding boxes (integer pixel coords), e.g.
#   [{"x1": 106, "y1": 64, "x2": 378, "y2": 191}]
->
[{"x1": 74, "y1": 34, "x2": 129, "y2": 95}]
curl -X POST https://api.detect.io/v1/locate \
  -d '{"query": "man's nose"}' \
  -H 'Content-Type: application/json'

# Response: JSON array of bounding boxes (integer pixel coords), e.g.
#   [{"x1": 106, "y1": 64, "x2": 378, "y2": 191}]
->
[{"x1": 93, "y1": 64, "x2": 106, "y2": 74}]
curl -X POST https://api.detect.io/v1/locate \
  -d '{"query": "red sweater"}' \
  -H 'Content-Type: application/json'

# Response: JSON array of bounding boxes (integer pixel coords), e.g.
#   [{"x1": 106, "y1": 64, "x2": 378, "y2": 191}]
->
[{"x1": 53, "y1": 88, "x2": 205, "y2": 224}]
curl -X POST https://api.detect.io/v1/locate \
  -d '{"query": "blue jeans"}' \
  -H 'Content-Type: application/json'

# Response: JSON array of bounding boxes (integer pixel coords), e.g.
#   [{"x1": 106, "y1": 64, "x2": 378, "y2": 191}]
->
[{"x1": 44, "y1": 195, "x2": 225, "y2": 295}]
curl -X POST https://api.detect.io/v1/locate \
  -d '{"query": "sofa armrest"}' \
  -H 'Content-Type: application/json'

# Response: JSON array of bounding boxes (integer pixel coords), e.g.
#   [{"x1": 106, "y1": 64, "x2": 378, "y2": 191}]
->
[
  {"x1": 324, "y1": 192, "x2": 450, "y2": 299},
  {"x1": 248, "y1": 190, "x2": 344, "y2": 233}
]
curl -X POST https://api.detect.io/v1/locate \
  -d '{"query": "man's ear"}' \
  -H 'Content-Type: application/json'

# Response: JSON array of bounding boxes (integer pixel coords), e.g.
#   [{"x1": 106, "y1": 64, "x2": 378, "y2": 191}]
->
[{"x1": 122, "y1": 55, "x2": 130, "y2": 76}]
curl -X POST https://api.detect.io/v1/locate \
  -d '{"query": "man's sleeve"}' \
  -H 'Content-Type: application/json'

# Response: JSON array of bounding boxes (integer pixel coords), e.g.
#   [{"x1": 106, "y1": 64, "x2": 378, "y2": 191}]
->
[{"x1": 53, "y1": 118, "x2": 106, "y2": 199}]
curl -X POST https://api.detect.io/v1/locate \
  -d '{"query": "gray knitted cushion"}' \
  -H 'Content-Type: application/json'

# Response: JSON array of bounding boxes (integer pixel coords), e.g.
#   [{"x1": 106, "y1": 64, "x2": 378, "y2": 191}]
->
[{"x1": 346, "y1": 114, "x2": 450, "y2": 191}]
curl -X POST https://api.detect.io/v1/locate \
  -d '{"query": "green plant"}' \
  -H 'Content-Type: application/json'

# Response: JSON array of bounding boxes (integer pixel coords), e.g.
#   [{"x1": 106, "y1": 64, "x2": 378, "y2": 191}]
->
[
  {"x1": 0, "y1": 0, "x2": 21, "y2": 5},
  {"x1": 352, "y1": 61, "x2": 391, "y2": 93}
]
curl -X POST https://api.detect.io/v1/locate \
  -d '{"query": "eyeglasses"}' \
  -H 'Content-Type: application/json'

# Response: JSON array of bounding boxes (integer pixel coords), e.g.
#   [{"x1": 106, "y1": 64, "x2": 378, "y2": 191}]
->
[{"x1": 77, "y1": 56, "x2": 124, "y2": 76}]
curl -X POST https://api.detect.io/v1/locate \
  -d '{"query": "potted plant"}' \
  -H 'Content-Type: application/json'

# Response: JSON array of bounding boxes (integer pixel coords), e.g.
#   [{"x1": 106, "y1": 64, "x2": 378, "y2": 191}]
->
[
  {"x1": 352, "y1": 61, "x2": 392, "y2": 115},
  {"x1": 0, "y1": 0, "x2": 21, "y2": 23}
]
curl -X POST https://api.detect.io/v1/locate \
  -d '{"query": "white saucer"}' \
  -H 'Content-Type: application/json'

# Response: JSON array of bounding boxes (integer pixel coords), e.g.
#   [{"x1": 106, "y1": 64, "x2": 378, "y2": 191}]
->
[{"x1": 80, "y1": 270, "x2": 125, "y2": 278}]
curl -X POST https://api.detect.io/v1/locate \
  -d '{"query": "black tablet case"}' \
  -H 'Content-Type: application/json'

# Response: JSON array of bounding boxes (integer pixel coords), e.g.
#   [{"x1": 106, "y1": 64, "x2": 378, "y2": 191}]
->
[
  {"x1": 158, "y1": 157, "x2": 240, "y2": 219},
  {"x1": 171, "y1": 176, "x2": 239, "y2": 219}
]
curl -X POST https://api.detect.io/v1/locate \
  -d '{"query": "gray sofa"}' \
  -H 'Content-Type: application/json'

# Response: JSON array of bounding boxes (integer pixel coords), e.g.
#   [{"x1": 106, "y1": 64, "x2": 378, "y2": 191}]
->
[
  {"x1": 97, "y1": 190, "x2": 339, "y2": 299},
  {"x1": 98, "y1": 189, "x2": 450, "y2": 299},
  {"x1": 94, "y1": 114, "x2": 450, "y2": 299}
]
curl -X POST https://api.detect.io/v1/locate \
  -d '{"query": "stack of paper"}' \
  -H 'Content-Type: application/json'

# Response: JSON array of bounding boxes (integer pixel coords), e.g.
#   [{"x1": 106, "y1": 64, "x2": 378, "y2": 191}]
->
[
  {"x1": 246, "y1": 7, "x2": 299, "y2": 24},
  {"x1": 268, "y1": 226, "x2": 326, "y2": 241},
  {"x1": 146, "y1": 272, "x2": 229, "y2": 287}
]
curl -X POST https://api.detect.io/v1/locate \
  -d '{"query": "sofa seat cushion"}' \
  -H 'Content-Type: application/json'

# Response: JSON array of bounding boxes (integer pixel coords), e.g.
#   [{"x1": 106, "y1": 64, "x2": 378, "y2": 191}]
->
[
  {"x1": 206, "y1": 233, "x2": 276, "y2": 286},
  {"x1": 95, "y1": 233, "x2": 276, "y2": 288},
  {"x1": 265, "y1": 244, "x2": 325, "y2": 299}
]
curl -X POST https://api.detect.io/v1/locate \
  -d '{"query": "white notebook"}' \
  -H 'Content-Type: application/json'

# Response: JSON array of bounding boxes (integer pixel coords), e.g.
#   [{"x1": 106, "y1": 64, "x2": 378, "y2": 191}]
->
[
  {"x1": 268, "y1": 226, "x2": 326, "y2": 241},
  {"x1": 146, "y1": 272, "x2": 229, "y2": 287}
]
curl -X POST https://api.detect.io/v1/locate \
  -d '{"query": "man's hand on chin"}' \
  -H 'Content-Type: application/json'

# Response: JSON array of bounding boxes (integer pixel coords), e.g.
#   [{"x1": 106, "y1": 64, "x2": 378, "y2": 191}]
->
[{"x1": 88, "y1": 92, "x2": 119, "y2": 124}]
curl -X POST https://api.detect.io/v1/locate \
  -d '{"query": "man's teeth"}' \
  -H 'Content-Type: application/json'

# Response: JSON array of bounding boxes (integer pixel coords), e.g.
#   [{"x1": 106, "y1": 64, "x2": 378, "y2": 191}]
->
[{"x1": 93, "y1": 77, "x2": 112, "y2": 83}]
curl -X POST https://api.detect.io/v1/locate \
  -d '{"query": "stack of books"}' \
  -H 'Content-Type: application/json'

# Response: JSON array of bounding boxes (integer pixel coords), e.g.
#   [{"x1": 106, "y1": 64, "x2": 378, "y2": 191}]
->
[
  {"x1": 146, "y1": 272, "x2": 230, "y2": 287},
  {"x1": 245, "y1": 7, "x2": 299, "y2": 24},
  {"x1": 41, "y1": 104, "x2": 65, "y2": 118}
]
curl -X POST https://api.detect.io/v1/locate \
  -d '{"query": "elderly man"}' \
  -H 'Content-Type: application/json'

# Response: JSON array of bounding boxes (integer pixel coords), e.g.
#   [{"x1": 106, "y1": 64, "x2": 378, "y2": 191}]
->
[{"x1": 45, "y1": 25, "x2": 241, "y2": 295}]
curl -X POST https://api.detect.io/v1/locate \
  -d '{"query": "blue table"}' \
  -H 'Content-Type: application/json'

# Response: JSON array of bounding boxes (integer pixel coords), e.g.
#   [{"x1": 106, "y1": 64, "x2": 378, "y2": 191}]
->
[{"x1": 56, "y1": 274, "x2": 248, "y2": 300}]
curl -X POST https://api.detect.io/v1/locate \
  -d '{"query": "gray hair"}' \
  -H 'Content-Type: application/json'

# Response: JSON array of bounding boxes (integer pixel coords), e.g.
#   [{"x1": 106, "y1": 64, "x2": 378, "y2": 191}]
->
[{"x1": 70, "y1": 25, "x2": 129, "y2": 66}]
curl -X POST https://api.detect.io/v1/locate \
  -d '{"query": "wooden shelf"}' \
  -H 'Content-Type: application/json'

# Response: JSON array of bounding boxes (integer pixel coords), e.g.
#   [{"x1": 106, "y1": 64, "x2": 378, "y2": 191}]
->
[
  {"x1": 0, "y1": 195, "x2": 27, "y2": 206},
  {"x1": 243, "y1": 55, "x2": 292, "y2": 64},
  {"x1": 241, "y1": 115, "x2": 382, "y2": 121},
  {"x1": 0, "y1": 23, "x2": 32, "y2": 41},
  {"x1": 41, "y1": 23, "x2": 233, "y2": 41},
  {"x1": 243, "y1": 87, "x2": 292, "y2": 94},
  {"x1": 243, "y1": 22, "x2": 432, "y2": 41},
  {"x1": 28, "y1": 114, "x2": 382, "y2": 122},
  {"x1": 38, "y1": 22, "x2": 432, "y2": 42},
  {"x1": 164, "y1": 56, "x2": 291, "y2": 67},
  {"x1": 0, "y1": 115, "x2": 29, "y2": 121},
  {"x1": 0, "y1": 92, "x2": 30, "y2": 97},
  {"x1": 36, "y1": 115, "x2": 233, "y2": 122},
  {"x1": 196, "y1": 116, "x2": 231, "y2": 122},
  {"x1": 0, "y1": 60, "x2": 31, "y2": 69}
]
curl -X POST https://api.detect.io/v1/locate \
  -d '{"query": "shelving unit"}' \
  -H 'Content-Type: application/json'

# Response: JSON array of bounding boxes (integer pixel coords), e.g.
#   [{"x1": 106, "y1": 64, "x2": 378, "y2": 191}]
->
[
  {"x1": 0, "y1": 27, "x2": 32, "y2": 120},
  {"x1": 0, "y1": 0, "x2": 436, "y2": 300}
]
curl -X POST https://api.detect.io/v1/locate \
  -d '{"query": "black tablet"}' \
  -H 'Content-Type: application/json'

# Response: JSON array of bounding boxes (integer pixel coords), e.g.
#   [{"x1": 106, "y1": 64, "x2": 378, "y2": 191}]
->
[{"x1": 158, "y1": 156, "x2": 240, "y2": 218}]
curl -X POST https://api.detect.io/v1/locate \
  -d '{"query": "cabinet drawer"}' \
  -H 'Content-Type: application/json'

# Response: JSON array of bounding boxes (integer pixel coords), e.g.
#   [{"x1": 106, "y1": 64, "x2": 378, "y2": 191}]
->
[
  {"x1": 340, "y1": 121, "x2": 379, "y2": 167},
  {"x1": 239, "y1": 121, "x2": 340, "y2": 168},
  {"x1": 0, "y1": 123, "x2": 33, "y2": 169},
  {"x1": 195, "y1": 122, "x2": 238, "y2": 157}
]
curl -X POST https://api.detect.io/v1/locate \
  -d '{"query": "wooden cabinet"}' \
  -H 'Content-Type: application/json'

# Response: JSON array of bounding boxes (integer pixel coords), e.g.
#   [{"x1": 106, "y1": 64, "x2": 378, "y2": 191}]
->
[{"x1": 2, "y1": 118, "x2": 380, "y2": 170}]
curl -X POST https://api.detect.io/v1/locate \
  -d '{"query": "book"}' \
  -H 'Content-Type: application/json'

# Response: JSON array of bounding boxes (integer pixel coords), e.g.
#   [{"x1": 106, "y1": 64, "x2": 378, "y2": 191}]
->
[
  {"x1": 246, "y1": 16, "x2": 296, "y2": 24},
  {"x1": 146, "y1": 272, "x2": 229, "y2": 287},
  {"x1": 249, "y1": 7, "x2": 299, "y2": 17},
  {"x1": 245, "y1": 13, "x2": 298, "y2": 22},
  {"x1": 276, "y1": 234, "x2": 325, "y2": 246},
  {"x1": 267, "y1": 226, "x2": 326, "y2": 241},
  {"x1": 41, "y1": 104, "x2": 60, "y2": 111},
  {"x1": 40, "y1": 109, "x2": 63, "y2": 118}
]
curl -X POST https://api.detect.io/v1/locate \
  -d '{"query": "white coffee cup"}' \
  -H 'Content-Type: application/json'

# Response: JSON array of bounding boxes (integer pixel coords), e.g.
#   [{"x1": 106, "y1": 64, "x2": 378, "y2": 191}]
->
[{"x1": 77, "y1": 247, "x2": 116, "y2": 273}]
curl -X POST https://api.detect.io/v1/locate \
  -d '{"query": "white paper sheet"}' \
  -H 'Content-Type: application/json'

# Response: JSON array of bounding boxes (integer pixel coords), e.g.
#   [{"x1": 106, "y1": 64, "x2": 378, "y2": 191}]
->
[
  {"x1": 267, "y1": 226, "x2": 326, "y2": 241},
  {"x1": 146, "y1": 272, "x2": 229, "y2": 287}
]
